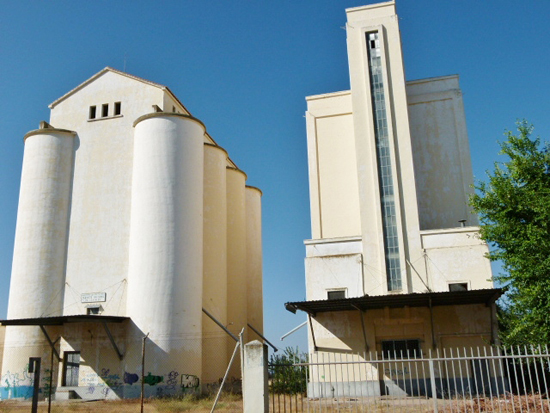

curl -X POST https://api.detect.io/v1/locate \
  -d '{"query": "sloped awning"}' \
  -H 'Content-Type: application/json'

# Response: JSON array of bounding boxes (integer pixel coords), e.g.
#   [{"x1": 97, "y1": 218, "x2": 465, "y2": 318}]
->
[
  {"x1": 284, "y1": 288, "x2": 503, "y2": 316},
  {"x1": 0, "y1": 315, "x2": 129, "y2": 326},
  {"x1": 285, "y1": 289, "x2": 503, "y2": 350},
  {"x1": 0, "y1": 315, "x2": 130, "y2": 361}
]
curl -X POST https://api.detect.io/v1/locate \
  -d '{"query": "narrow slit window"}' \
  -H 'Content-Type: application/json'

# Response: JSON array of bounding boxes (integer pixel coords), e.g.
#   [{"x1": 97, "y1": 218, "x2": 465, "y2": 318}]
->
[
  {"x1": 114, "y1": 101, "x2": 121, "y2": 116},
  {"x1": 89, "y1": 106, "x2": 96, "y2": 120},
  {"x1": 102, "y1": 104, "x2": 109, "y2": 117},
  {"x1": 327, "y1": 290, "x2": 346, "y2": 300},
  {"x1": 449, "y1": 282, "x2": 468, "y2": 292}
]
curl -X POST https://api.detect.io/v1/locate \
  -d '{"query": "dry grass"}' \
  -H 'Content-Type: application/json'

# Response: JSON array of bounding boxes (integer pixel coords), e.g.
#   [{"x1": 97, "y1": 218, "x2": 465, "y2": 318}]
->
[
  {"x1": 0, "y1": 394, "x2": 243, "y2": 412},
  {"x1": 440, "y1": 393, "x2": 550, "y2": 412}
]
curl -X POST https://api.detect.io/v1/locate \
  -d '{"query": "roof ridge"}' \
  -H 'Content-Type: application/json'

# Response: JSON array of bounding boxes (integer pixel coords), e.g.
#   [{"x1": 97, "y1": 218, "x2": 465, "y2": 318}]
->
[{"x1": 49, "y1": 67, "x2": 167, "y2": 109}]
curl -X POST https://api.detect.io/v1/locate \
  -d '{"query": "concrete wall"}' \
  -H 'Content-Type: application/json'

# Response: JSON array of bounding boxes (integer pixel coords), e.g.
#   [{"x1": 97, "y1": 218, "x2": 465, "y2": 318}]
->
[
  {"x1": 305, "y1": 92, "x2": 360, "y2": 239},
  {"x1": 310, "y1": 303, "x2": 494, "y2": 355},
  {"x1": 407, "y1": 75, "x2": 478, "y2": 231}
]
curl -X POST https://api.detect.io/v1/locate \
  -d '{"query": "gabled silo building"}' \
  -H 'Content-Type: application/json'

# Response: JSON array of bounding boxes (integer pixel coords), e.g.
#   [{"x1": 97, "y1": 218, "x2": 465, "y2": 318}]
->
[{"x1": 0, "y1": 67, "x2": 263, "y2": 399}]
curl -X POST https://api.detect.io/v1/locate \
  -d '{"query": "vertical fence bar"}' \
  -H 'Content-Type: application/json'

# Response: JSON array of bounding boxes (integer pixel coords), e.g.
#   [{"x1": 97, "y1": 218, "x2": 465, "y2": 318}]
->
[
  {"x1": 413, "y1": 350, "x2": 422, "y2": 409},
  {"x1": 317, "y1": 352, "x2": 322, "y2": 412},
  {"x1": 442, "y1": 348, "x2": 451, "y2": 410},
  {"x1": 516, "y1": 345, "x2": 530, "y2": 413},
  {"x1": 498, "y1": 347, "x2": 511, "y2": 413},
  {"x1": 470, "y1": 347, "x2": 481, "y2": 409},
  {"x1": 449, "y1": 348, "x2": 458, "y2": 412},
  {"x1": 539, "y1": 345, "x2": 550, "y2": 412},
  {"x1": 365, "y1": 351, "x2": 372, "y2": 412},
  {"x1": 489, "y1": 347, "x2": 503, "y2": 413},
  {"x1": 429, "y1": 349, "x2": 438, "y2": 413},
  {"x1": 482, "y1": 347, "x2": 495, "y2": 412},
  {"x1": 511, "y1": 346, "x2": 524, "y2": 413},
  {"x1": 529, "y1": 345, "x2": 544, "y2": 413},
  {"x1": 420, "y1": 349, "x2": 428, "y2": 402},
  {"x1": 527, "y1": 345, "x2": 538, "y2": 412},
  {"x1": 455, "y1": 348, "x2": 467, "y2": 412},
  {"x1": 504, "y1": 347, "x2": 517, "y2": 413}
]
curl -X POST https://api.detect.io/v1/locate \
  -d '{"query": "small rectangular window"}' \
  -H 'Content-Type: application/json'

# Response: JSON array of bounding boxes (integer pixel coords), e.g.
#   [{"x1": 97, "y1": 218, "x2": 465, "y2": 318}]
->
[
  {"x1": 102, "y1": 104, "x2": 109, "y2": 117},
  {"x1": 114, "y1": 101, "x2": 121, "y2": 116},
  {"x1": 172, "y1": 106, "x2": 176, "y2": 112},
  {"x1": 89, "y1": 106, "x2": 96, "y2": 120},
  {"x1": 327, "y1": 290, "x2": 346, "y2": 300},
  {"x1": 382, "y1": 339, "x2": 421, "y2": 359},
  {"x1": 62, "y1": 351, "x2": 80, "y2": 386},
  {"x1": 449, "y1": 283, "x2": 468, "y2": 292}
]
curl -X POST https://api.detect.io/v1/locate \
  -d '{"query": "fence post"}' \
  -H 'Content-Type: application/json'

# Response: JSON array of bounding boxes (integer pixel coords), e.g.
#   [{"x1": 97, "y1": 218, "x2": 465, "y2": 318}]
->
[
  {"x1": 429, "y1": 358, "x2": 438, "y2": 413},
  {"x1": 29, "y1": 357, "x2": 41, "y2": 413},
  {"x1": 243, "y1": 340, "x2": 268, "y2": 413}
]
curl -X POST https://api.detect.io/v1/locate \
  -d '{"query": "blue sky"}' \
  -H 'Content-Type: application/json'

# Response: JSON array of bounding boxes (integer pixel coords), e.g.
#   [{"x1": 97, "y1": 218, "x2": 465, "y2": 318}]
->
[{"x1": 1, "y1": 1, "x2": 549, "y2": 353}]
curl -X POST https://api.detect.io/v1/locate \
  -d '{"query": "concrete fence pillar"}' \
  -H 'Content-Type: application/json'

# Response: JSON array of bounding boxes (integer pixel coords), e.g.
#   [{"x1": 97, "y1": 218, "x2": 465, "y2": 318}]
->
[{"x1": 243, "y1": 340, "x2": 268, "y2": 413}]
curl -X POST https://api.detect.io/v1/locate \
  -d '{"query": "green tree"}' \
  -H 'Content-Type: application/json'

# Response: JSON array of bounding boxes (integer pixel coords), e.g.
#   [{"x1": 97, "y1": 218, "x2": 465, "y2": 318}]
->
[
  {"x1": 470, "y1": 120, "x2": 550, "y2": 345},
  {"x1": 268, "y1": 347, "x2": 308, "y2": 394}
]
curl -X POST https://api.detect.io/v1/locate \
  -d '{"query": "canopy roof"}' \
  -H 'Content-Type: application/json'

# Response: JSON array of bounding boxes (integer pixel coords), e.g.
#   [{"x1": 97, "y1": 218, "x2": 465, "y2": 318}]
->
[
  {"x1": 285, "y1": 288, "x2": 503, "y2": 316},
  {"x1": 0, "y1": 315, "x2": 129, "y2": 326}
]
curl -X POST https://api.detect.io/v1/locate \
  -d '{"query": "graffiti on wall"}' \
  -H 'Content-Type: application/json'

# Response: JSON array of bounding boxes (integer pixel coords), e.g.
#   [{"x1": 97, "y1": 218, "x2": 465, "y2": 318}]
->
[
  {"x1": 1, "y1": 365, "x2": 34, "y2": 399},
  {"x1": 143, "y1": 372, "x2": 164, "y2": 386},
  {"x1": 166, "y1": 371, "x2": 179, "y2": 391},
  {"x1": 124, "y1": 372, "x2": 139, "y2": 385},
  {"x1": 1, "y1": 363, "x2": 202, "y2": 400},
  {"x1": 181, "y1": 374, "x2": 199, "y2": 389}
]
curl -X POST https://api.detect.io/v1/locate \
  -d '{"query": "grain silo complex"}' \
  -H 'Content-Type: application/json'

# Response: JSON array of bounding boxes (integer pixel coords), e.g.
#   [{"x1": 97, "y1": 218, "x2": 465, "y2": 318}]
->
[{"x1": 0, "y1": 67, "x2": 263, "y2": 399}]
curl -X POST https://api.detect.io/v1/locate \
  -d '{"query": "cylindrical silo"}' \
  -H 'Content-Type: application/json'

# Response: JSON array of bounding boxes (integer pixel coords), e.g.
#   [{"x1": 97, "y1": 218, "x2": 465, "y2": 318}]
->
[
  {"x1": 245, "y1": 186, "x2": 263, "y2": 339},
  {"x1": 2, "y1": 127, "x2": 75, "y2": 382},
  {"x1": 127, "y1": 113, "x2": 204, "y2": 386},
  {"x1": 202, "y1": 143, "x2": 228, "y2": 387},
  {"x1": 225, "y1": 167, "x2": 247, "y2": 379}
]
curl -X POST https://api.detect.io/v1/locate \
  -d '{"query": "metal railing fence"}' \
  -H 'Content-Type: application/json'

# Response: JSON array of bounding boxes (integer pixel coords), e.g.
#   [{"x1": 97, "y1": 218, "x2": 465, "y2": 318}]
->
[{"x1": 269, "y1": 346, "x2": 550, "y2": 412}]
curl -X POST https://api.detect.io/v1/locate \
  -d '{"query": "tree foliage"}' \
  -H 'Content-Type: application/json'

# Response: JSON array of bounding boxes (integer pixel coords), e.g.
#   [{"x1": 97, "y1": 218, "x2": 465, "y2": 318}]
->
[
  {"x1": 268, "y1": 347, "x2": 308, "y2": 394},
  {"x1": 470, "y1": 120, "x2": 550, "y2": 345}
]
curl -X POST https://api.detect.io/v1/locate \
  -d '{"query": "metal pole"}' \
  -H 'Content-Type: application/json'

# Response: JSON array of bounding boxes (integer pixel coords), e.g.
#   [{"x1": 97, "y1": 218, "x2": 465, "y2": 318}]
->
[
  {"x1": 280, "y1": 321, "x2": 307, "y2": 341},
  {"x1": 48, "y1": 337, "x2": 60, "y2": 413},
  {"x1": 211, "y1": 338, "x2": 242, "y2": 413},
  {"x1": 202, "y1": 308, "x2": 238, "y2": 341},
  {"x1": 429, "y1": 356, "x2": 438, "y2": 413},
  {"x1": 141, "y1": 332, "x2": 149, "y2": 413},
  {"x1": 29, "y1": 357, "x2": 41, "y2": 413},
  {"x1": 247, "y1": 323, "x2": 278, "y2": 352}
]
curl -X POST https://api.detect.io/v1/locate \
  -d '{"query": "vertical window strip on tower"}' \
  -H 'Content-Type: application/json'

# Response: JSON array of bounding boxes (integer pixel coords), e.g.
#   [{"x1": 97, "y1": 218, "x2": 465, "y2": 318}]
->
[{"x1": 366, "y1": 32, "x2": 402, "y2": 291}]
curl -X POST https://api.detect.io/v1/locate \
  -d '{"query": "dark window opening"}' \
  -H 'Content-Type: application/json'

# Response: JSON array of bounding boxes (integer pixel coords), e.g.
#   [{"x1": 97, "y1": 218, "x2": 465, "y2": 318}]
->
[
  {"x1": 327, "y1": 290, "x2": 346, "y2": 300},
  {"x1": 87, "y1": 307, "x2": 100, "y2": 315},
  {"x1": 89, "y1": 106, "x2": 96, "y2": 120},
  {"x1": 62, "y1": 351, "x2": 80, "y2": 386},
  {"x1": 102, "y1": 104, "x2": 109, "y2": 117},
  {"x1": 449, "y1": 283, "x2": 468, "y2": 292},
  {"x1": 114, "y1": 101, "x2": 121, "y2": 116},
  {"x1": 382, "y1": 339, "x2": 421, "y2": 359}
]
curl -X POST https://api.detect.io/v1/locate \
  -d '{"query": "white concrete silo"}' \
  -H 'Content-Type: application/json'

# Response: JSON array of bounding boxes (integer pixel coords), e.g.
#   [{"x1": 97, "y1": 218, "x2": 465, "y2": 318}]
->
[
  {"x1": 2, "y1": 127, "x2": 75, "y2": 378},
  {"x1": 127, "y1": 113, "x2": 204, "y2": 381},
  {"x1": 202, "y1": 143, "x2": 229, "y2": 386},
  {"x1": 225, "y1": 167, "x2": 247, "y2": 378},
  {"x1": 245, "y1": 186, "x2": 263, "y2": 337}
]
